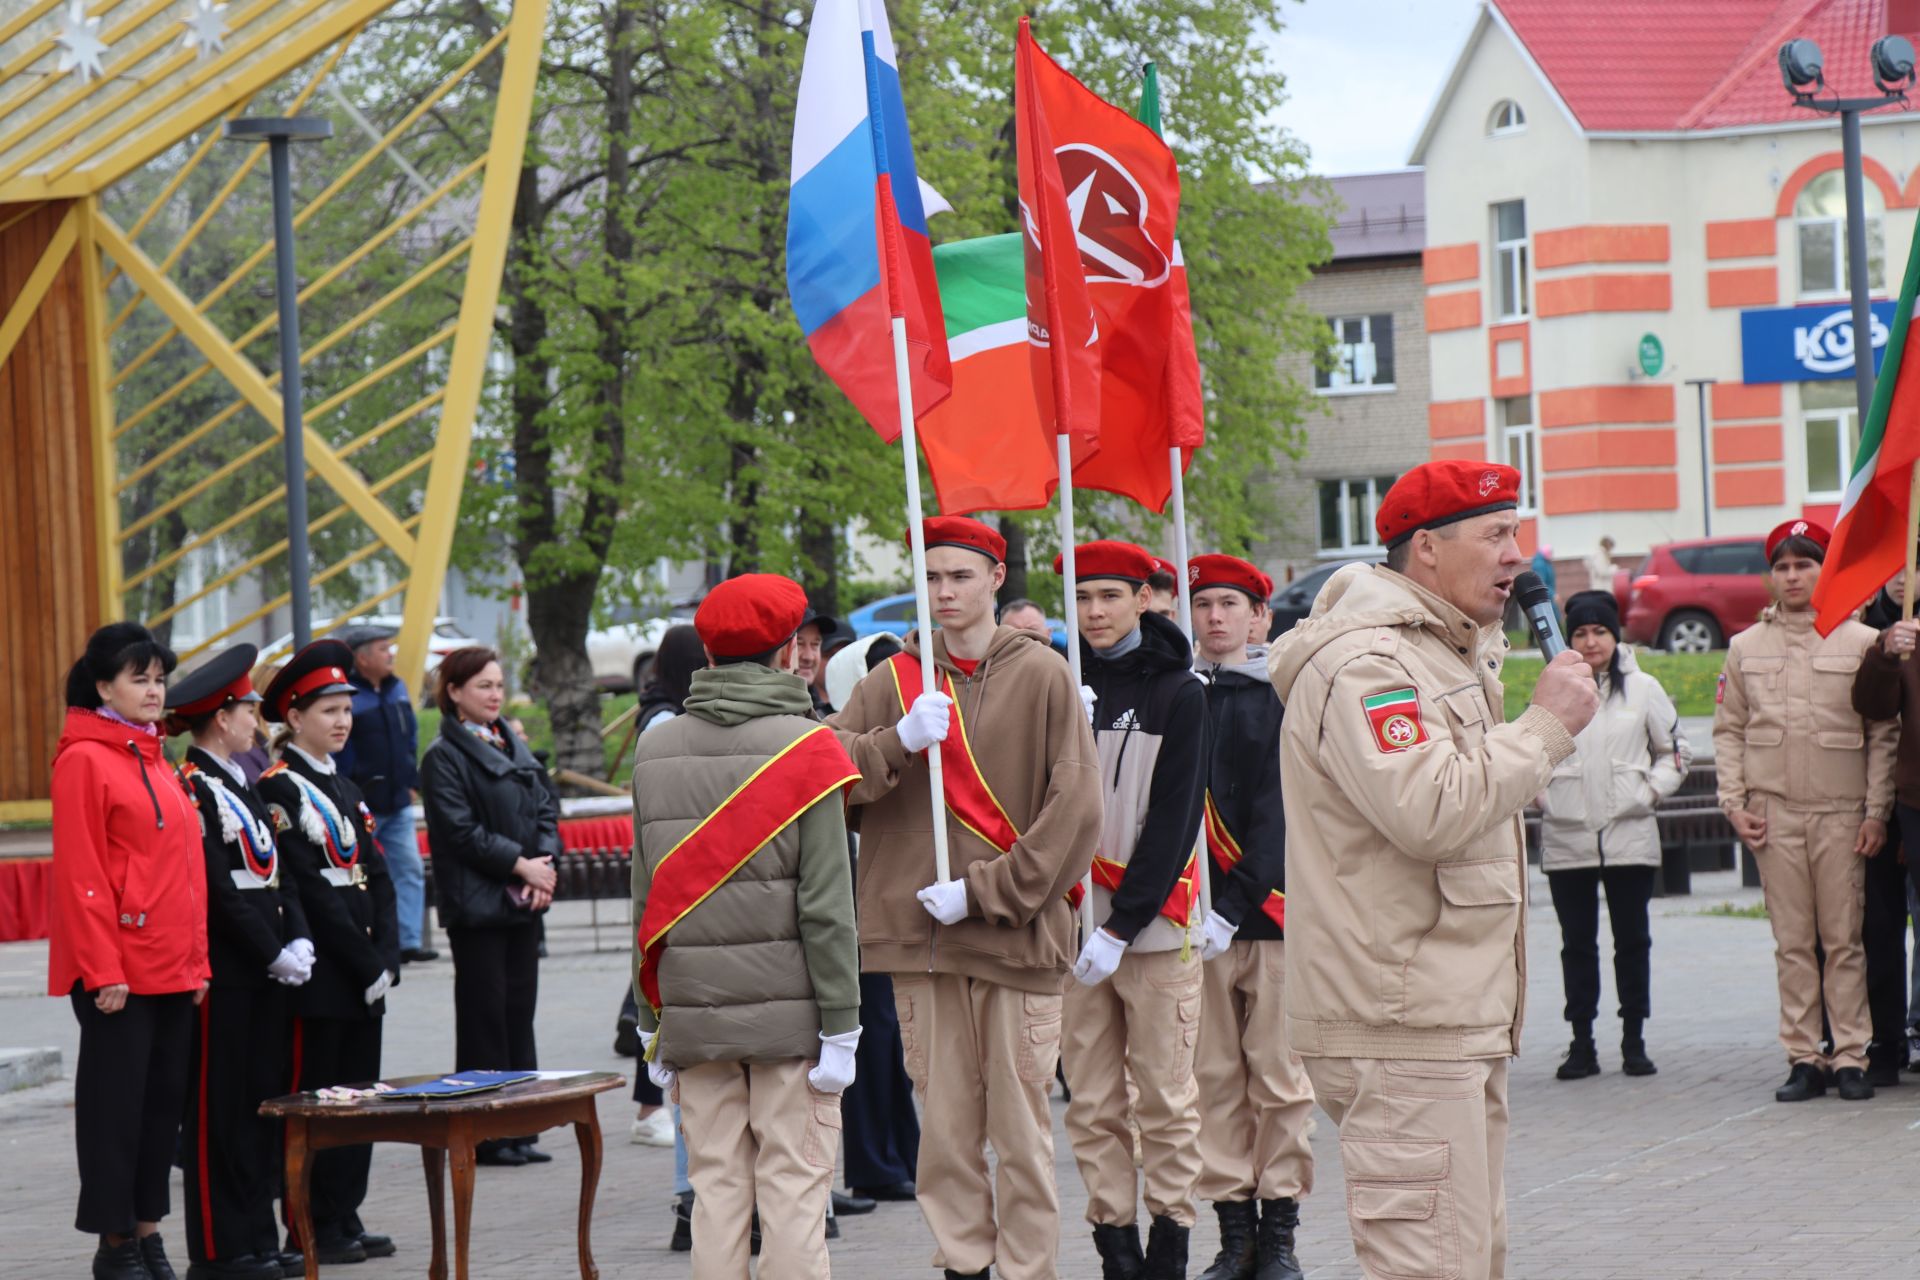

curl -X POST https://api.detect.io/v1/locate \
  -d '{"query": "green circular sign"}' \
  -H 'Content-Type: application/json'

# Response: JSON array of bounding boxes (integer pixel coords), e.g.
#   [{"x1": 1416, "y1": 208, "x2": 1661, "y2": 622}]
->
[{"x1": 1638, "y1": 332, "x2": 1664, "y2": 377}]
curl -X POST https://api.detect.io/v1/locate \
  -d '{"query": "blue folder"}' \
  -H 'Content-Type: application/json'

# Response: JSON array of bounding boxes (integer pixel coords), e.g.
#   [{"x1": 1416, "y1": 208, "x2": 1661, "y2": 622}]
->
[{"x1": 378, "y1": 1071, "x2": 539, "y2": 1099}]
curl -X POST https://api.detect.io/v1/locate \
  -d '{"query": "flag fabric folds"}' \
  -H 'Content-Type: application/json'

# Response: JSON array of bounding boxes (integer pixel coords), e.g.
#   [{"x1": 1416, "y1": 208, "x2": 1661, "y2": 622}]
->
[
  {"x1": 1812, "y1": 214, "x2": 1920, "y2": 634},
  {"x1": 787, "y1": 0, "x2": 951, "y2": 440}
]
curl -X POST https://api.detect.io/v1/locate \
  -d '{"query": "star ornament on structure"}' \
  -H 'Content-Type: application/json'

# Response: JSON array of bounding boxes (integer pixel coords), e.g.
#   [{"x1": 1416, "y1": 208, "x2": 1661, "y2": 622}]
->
[
  {"x1": 178, "y1": 0, "x2": 229, "y2": 61},
  {"x1": 54, "y1": 1, "x2": 108, "y2": 83}
]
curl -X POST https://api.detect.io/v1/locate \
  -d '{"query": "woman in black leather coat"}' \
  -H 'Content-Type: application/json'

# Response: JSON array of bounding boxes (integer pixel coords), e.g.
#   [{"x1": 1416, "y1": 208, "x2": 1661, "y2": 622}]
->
[{"x1": 417, "y1": 647, "x2": 560, "y2": 1166}]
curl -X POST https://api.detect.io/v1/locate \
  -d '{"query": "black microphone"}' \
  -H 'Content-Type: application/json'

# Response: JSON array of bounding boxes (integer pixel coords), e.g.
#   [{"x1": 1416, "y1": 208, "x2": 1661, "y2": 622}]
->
[{"x1": 1513, "y1": 571, "x2": 1565, "y2": 659}]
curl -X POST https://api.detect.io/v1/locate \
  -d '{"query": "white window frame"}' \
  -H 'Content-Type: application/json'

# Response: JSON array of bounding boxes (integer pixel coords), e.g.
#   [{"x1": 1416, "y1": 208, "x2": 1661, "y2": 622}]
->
[
  {"x1": 1488, "y1": 99, "x2": 1526, "y2": 135},
  {"x1": 1316, "y1": 476, "x2": 1396, "y2": 557},
  {"x1": 1498, "y1": 396, "x2": 1538, "y2": 515},
  {"x1": 1802, "y1": 401, "x2": 1859, "y2": 504},
  {"x1": 1795, "y1": 171, "x2": 1886, "y2": 299},
  {"x1": 1316, "y1": 313, "x2": 1396, "y2": 396},
  {"x1": 1492, "y1": 200, "x2": 1529, "y2": 320}
]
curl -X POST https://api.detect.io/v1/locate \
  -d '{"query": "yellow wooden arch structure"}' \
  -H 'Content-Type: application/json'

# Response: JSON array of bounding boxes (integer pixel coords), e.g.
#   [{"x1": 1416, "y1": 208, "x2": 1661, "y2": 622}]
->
[{"x1": 0, "y1": 1, "x2": 548, "y2": 820}]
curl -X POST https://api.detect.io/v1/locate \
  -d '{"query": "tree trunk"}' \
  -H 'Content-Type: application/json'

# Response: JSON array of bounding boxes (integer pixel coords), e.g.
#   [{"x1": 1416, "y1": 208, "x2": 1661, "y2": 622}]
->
[
  {"x1": 798, "y1": 512, "x2": 838, "y2": 614},
  {"x1": 999, "y1": 517, "x2": 1029, "y2": 604}
]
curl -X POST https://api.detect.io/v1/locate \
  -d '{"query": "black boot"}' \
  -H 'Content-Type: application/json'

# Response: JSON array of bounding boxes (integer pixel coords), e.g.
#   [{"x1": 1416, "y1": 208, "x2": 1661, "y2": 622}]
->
[
  {"x1": 1196, "y1": 1201, "x2": 1256, "y2": 1280},
  {"x1": 668, "y1": 1191, "x2": 692, "y2": 1252},
  {"x1": 944, "y1": 1271, "x2": 991, "y2": 1279},
  {"x1": 1142, "y1": 1215, "x2": 1189, "y2": 1280},
  {"x1": 1620, "y1": 1022, "x2": 1657, "y2": 1076},
  {"x1": 1255, "y1": 1199, "x2": 1304, "y2": 1280},
  {"x1": 1834, "y1": 1066, "x2": 1876, "y2": 1100},
  {"x1": 1774, "y1": 1061, "x2": 1826, "y2": 1102},
  {"x1": 1092, "y1": 1222, "x2": 1146, "y2": 1280},
  {"x1": 1556, "y1": 1035, "x2": 1600, "y2": 1080},
  {"x1": 92, "y1": 1237, "x2": 149, "y2": 1280},
  {"x1": 140, "y1": 1233, "x2": 179, "y2": 1280}
]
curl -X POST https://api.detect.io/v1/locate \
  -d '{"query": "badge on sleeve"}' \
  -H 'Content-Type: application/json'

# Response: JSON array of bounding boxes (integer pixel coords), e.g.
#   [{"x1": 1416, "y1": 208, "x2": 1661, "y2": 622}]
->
[
  {"x1": 1715, "y1": 672, "x2": 1726, "y2": 705},
  {"x1": 268, "y1": 803, "x2": 292, "y2": 834},
  {"x1": 1362, "y1": 688, "x2": 1428, "y2": 754}
]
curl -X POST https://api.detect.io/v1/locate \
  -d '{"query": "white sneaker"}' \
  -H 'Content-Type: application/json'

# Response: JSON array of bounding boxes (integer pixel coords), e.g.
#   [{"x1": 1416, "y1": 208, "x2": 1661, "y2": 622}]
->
[{"x1": 630, "y1": 1109, "x2": 674, "y2": 1147}]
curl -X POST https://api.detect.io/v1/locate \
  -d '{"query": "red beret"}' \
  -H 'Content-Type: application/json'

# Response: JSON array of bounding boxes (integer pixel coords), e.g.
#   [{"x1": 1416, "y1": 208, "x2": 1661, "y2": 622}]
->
[
  {"x1": 1376, "y1": 461, "x2": 1522, "y2": 549},
  {"x1": 1151, "y1": 556, "x2": 1178, "y2": 579},
  {"x1": 696, "y1": 574, "x2": 810, "y2": 658},
  {"x1": 1187, "y1": 554, "x2": 1273, "y2": 602},
  {"x1": 1766, "y1": 517, "x2": 1831, "y2": 562},
  {"x1": 913, "y1": 515, "x2": 1005, "y2": 563},
  {"x1": 1053, "y1": 540, "x2": 1156, "y2": 584}
]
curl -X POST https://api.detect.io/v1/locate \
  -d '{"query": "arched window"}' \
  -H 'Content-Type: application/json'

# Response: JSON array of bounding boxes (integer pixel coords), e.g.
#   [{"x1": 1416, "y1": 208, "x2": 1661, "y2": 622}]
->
[
  {"x1": 1488, "y1": 99, "x2": 1526, "y2": 135},
  {"x1": 1797, "y1": 169, "x2": 1884, "y2": 296}
]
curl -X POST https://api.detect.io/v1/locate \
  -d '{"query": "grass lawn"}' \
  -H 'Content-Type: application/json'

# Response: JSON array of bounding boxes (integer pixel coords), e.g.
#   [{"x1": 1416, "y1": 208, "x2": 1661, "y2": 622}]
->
[{"x1": 1500, "y1": 650, "x2": 1724, "y2": 720}]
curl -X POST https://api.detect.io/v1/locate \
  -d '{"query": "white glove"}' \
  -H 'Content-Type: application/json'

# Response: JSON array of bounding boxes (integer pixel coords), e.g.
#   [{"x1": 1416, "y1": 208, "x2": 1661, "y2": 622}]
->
[
  {"x1": 267, "y1": 946, "x2": 306, "y2": 984},
  {"x1": 362, "y1": 970, "x2": 392, "y2": 1005},
  {"x1": 1199, "y1": 910, "x2": 1238, "y2": 963},
  {"x1": 916, "y1": 879, "x2": 969, "y2": 925},
  {"x1": 639, "y1": 1029, "x2": 676, "y2": 1091},
  {"x1": 1071, "y1": 927, "x2": 1127, "y2": 986},
  {"x1": 808, "y1": 1028, "x2": 862, "y2": 1093},
  {"x1": 897, "y1": 692, "x2": 953, "y2": 753},
  {"x1": 289, "y1": 937, "x2": 315, "y2": 967},
  {"x1": 1079, "y1": 684, "x2": 1097, "y2": 726}
]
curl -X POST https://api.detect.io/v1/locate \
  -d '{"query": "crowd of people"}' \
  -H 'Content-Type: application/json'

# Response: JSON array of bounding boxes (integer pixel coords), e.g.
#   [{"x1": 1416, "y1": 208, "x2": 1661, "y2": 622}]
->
[{"x1": 41, "y1": 456, "x2": 1920, "y2": 1280}]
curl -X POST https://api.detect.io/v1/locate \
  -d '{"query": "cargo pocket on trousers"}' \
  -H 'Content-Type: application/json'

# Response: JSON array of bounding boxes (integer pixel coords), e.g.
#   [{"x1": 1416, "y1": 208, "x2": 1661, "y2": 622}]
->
[
  {"x1": 1016, "y1": 992, "x2": 1063, "y2": 1083},
  {"x1": 1173, "y1": 995, "x2": 1201, "y2": 1086},
  {"x1": 1342, "y1": 1138, "x2": 1460, "y2": 1280},
  {"x1": 897, "y1": 987, "x2": 927, "y2": 1090},
  {"x1": 802, "y1": 1088, "x2": 843, "y2": 1170}
]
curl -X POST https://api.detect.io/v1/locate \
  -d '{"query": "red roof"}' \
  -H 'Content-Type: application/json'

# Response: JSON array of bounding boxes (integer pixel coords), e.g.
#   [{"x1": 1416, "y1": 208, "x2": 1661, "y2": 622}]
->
[{"x1": 1496, "y1": 0, "x2": 1918, "y2": 132}]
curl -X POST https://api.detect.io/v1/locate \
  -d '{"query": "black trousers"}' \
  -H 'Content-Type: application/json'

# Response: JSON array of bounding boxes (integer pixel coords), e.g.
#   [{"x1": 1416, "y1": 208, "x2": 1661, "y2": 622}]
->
[
  {"x1": 183, "y1": 983, "x2": 288, "y2": 1263},
  {"x1": 289, "y1": 1015, "x2": 383, "y2": 1243},
  {"x1": 620, "y1": 984, "x2": 664, "y2": 1106},
  {"x1": 69, "y1": 985, "x2": 195, "y2": 1235},
  {"x1": 840, "y1": 972, "x2": 919, "y2": 1189},
  {"x1": 447, "y1": 922, "x2": 540, "y2": 1073},
  {"x1": 1547, "y1": 864, "x2": 1656, "y2": 1026}
]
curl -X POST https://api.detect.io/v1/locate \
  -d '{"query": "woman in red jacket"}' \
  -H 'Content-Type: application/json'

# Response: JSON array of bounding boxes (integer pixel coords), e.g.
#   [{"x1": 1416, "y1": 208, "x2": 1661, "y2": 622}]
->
[{"x1": 50, "y1": 622, "x2": 210, "y2": 1280}]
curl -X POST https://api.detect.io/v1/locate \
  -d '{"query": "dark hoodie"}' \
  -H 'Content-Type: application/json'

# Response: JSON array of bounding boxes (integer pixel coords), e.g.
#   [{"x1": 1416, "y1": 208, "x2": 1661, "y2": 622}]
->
[
  {"x1": 1081, "y1": 610, "x2": 1208, "y2": 951},
  {"x1": 1196, "y1": 645, "x2": 1287, "y2": 942}
]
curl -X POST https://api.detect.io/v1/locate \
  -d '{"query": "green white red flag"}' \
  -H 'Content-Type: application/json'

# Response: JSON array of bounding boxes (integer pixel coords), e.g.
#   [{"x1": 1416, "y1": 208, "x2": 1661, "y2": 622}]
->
[{"x1": 1812, "y1": 214, "x2": 1920, "y2": 633}]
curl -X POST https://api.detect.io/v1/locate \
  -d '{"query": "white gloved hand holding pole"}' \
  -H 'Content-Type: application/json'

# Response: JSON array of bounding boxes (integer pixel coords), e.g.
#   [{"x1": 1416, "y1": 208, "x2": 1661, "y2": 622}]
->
[
  {"x1": 916, "y1": 879, "x2": 969, "y2": 925},
  {"x1": 1199, "y1": 911, "x2": 1238, "y2": 963},
  {"x1": 808, "y1": 1028, "x2": 863, "y2": 1093},
  {"x1": 896, "y1": 692, "x2": 952, "y2": 753},
  {"x1": 1071, "y1": 927, "x2": 1127, "y2": 986},
  {"x1": 1079, "y1": 684, "x2": 1097, "y2": 726},
  {"x1": 639, "y1": 1028, "x2": 676, "y2": 1092}
]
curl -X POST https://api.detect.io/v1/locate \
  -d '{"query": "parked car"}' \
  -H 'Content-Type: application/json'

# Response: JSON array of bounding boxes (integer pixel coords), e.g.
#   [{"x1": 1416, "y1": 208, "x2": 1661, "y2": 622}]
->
[
  {"x1": 258, "y1": 614, "x2": 473, "y2": 673},
  {"x1": 587, "y1": 600, "x2": 697, "y2": 691},
  {"x1": 1622, "y1": 536, "x2": 1772, "y2": 652},
  {"x1": 1267, "y1": 559, "x2": 1374, "y2": 639},
  {"x1": 849, "y1": 591, "x2": 1068, "y2": 646}
]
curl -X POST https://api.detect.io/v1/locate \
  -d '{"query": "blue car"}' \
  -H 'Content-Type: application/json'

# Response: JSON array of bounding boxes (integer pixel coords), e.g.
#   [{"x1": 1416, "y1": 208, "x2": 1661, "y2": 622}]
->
[{"x1": 847, "y1": 592, "x2": 1068, "y2": 647}]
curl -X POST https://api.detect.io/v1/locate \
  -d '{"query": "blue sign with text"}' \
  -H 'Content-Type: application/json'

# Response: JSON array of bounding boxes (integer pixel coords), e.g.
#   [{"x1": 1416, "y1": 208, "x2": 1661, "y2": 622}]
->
[{"x1": 1740, "y1": 300, "x2": 1895, "y2": 384}]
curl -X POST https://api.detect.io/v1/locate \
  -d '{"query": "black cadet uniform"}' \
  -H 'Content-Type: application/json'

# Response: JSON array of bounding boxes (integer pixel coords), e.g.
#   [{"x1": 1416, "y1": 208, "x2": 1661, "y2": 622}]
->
[
  {"x1": 257, "y1": 642, "x2": 401, "y2": 1264},
  {"x1": 169, "y1": 645, "x2": 314, "y2": 1280}
]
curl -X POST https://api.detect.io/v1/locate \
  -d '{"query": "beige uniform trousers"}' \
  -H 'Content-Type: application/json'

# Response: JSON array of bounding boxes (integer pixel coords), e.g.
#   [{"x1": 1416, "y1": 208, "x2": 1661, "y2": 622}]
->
[
  {"x1": 1751, "y1": 797, "x2": 1871, "y2": 1070},
  {"x1": 892, "y1": 972, "x2": 1063, "y2": 1280},
  {"x1": 1196, "y1": 939, "x2": 1315, "y2": 1203},
  {"x1": 1063, "y1": 947, "x2": 1205, "y2": 1228},
  {"x1": 1304, "y1": 1056, "x2": 1509, "y2": 1280},
  {"x1": 677, "y1": 1058, "x2": 837, "y2": 1280}
]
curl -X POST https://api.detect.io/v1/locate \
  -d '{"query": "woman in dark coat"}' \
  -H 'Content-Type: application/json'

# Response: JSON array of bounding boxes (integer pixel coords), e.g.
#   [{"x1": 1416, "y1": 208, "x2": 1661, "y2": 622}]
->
[
  {"x1": 418, "y1": 646, "x2": 560, "y2": 1166},
  {"x1": 51, "y1": 623, "x2": 209, "y2": 1280}
]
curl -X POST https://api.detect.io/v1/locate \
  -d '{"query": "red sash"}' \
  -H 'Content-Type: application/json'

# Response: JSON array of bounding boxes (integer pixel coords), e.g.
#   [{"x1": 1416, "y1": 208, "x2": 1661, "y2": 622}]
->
[
  {"x1": 1090, "y1": 850, "x2": 1200, "y2": 928},
  {"x1": 634, "y1": 726, "x2": 860, "y2": 1014},
  {"x1": 1204, "y1": 790, "x2": 1284, "y2": 930}
]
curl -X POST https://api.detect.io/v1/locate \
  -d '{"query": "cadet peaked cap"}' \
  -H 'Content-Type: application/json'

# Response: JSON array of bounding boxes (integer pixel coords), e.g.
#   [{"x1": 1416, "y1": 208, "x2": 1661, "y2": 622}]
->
[
  {"x1": 914, "y1": 516, "x2": 1006, "y2": 563},
  {"x1": 262, "y1": 640, "x2": 357, "y2": 723},
  {"x1": 1187, "y1": 554, "x2": 1273, "y2": 602},
  {"x1": 1376, "y1": 461, "x2": 1523, "y2": 549},
  {"x1": 1766, "y1": 517, "x2": 1831, "y2": 562},
  {"x1": 696, "y1": 573, "x2": 810, "y2": 658},
  {"x1": 1053, "y1": 540, "x2": 1157, "y2": 584},
  {"x1": 163, "y1": 644, "x2": 261, "y2": 734}
]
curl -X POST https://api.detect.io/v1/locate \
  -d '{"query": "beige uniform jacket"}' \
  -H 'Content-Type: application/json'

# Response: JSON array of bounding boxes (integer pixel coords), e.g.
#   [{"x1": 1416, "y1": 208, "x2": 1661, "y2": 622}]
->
[
  {"x1": 1713, "y1": 606, "x2": 1896, "y2": 819},
  {"x1": 1268, "y1": 565, "x2": 1575, "y2": 1061}
]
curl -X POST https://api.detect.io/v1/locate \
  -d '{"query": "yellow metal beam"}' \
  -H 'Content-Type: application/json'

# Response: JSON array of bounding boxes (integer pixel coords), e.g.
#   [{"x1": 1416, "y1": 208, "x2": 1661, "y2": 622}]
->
[
  {"x1": 93, "y1": 213, "x2": 419, "y2": 563},
  {"x1": 78, "y1": 199, "x2": 122, "y2": 622},
  {"x1": 0, "y1": 203, "x2": 77, "y2": 369},
  {"x1": 398, "y1": 0, "x2": 551, "y2": 690},
  {"x1": 0, "y1": 800, "x2": 52, "y2": 824},
  {"x1": 181, "y1": 575, "x2": 411, "y2": 666}
]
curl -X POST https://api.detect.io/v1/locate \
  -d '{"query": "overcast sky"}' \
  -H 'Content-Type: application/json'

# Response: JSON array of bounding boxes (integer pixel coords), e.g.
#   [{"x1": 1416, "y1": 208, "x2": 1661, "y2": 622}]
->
[{"x1": 1263, "y1": 0, "x2": 1485, "y2": 176}]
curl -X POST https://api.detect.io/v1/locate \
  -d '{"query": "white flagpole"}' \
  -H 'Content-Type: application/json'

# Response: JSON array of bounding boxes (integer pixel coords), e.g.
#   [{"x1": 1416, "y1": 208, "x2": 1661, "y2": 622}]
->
[
  {"x1": 893, "y1": 316, "x2": 952, "y2": 883},
  {"x1": 1057, "y1": 434, "x2": 1096, "y2": 938},
  {"x1": 1167, "y1": 447, "x2": 1209, "y2": 929}
]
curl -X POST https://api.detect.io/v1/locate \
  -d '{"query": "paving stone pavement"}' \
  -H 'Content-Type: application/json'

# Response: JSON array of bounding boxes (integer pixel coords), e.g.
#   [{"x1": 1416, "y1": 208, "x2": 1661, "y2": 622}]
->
[{"x1": 3, "y1": 870, "x2": 1918, "y2": 1279}]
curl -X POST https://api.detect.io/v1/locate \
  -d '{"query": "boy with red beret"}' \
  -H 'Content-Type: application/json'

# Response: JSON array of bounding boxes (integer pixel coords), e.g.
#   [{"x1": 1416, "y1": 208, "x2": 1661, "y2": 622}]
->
[
  {"x1": 630, "y1": 573, "x2": 864, "y2": 1280},
  {"x1": 830, "y1": 516, "x2": 1101, "y2": 1280},
  {"x1": 1056, "y1": 539, "x2": 1210, "y2": 1280}
]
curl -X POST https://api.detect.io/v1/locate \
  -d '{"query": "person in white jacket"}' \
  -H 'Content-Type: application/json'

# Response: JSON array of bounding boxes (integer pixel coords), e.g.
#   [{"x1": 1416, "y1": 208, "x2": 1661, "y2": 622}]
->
[{"x1": 1539, "y1": 590, "x2": 1693, "y2": 1081}]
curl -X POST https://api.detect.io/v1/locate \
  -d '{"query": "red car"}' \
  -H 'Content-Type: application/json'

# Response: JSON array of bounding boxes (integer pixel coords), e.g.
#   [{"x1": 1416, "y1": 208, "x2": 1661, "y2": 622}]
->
[{"x1": 1621, "y1": 536, "x2": 1773, "y2": 652}]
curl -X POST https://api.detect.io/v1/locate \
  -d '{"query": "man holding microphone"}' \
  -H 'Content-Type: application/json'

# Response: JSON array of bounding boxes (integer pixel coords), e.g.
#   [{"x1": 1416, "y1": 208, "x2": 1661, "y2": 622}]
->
[{"x1": 1267, "y1": 461, "x2": 1600, "y2": 1280}]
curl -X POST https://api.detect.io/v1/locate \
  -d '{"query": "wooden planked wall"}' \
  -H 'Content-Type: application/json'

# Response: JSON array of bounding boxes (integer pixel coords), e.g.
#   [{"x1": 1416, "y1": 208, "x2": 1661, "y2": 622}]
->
[{"x1": 0, "y1": 200, "x2": 103, "y2": 809}]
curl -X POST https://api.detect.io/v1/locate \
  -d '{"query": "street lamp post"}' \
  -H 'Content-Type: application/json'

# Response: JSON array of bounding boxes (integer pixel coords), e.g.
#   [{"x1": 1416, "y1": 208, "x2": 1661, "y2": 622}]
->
[
  {"x1": 225, "y1": 116, "x2": 333, "y2": 650},
  {"x1": 1780, "y1": 37, "x2": 1915, "y2": 421}
]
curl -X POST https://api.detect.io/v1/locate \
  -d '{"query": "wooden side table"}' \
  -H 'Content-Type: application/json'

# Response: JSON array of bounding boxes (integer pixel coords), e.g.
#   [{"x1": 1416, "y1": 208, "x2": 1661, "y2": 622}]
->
[{"x1": 261, "y1": 1072, "x2": 625, "y2": 1280}]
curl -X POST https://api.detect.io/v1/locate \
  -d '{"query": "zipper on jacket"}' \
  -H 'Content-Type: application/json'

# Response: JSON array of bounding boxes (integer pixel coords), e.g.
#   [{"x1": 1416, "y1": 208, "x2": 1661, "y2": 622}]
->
[{"x1": 126, "y1": 741, "x2": 165, "y2": 830}]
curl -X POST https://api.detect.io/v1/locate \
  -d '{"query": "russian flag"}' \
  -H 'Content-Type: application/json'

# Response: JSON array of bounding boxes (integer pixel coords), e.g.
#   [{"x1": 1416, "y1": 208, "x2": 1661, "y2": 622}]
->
[{"x1": 787, "y1": 0, "x2": 951, "y2": 441}]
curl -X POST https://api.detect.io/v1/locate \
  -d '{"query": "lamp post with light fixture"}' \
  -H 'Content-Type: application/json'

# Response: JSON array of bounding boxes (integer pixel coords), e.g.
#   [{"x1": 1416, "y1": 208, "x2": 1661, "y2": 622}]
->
[{"x1": 1779, "y1": 36, "x2": 1916, "y2": 420}]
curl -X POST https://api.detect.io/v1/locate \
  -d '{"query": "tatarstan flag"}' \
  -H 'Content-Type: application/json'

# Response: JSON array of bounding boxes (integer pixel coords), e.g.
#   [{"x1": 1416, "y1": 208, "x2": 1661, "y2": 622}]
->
[{"x1": 1813, "y1": 213, "x2": 1920, "y2": 633}]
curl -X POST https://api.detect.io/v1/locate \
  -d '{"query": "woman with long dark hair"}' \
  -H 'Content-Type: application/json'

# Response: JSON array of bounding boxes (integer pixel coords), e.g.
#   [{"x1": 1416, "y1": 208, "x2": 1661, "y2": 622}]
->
[
  {"x1": 1539, "y1": 590, "x2": 1692, "y2": 1081},
  {"x1": 418, "y1": 646, "x2": 559, "y2": 1167},
  {"x1": 50, "y1": 622, "x2": 209, "y2": 1280}
]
